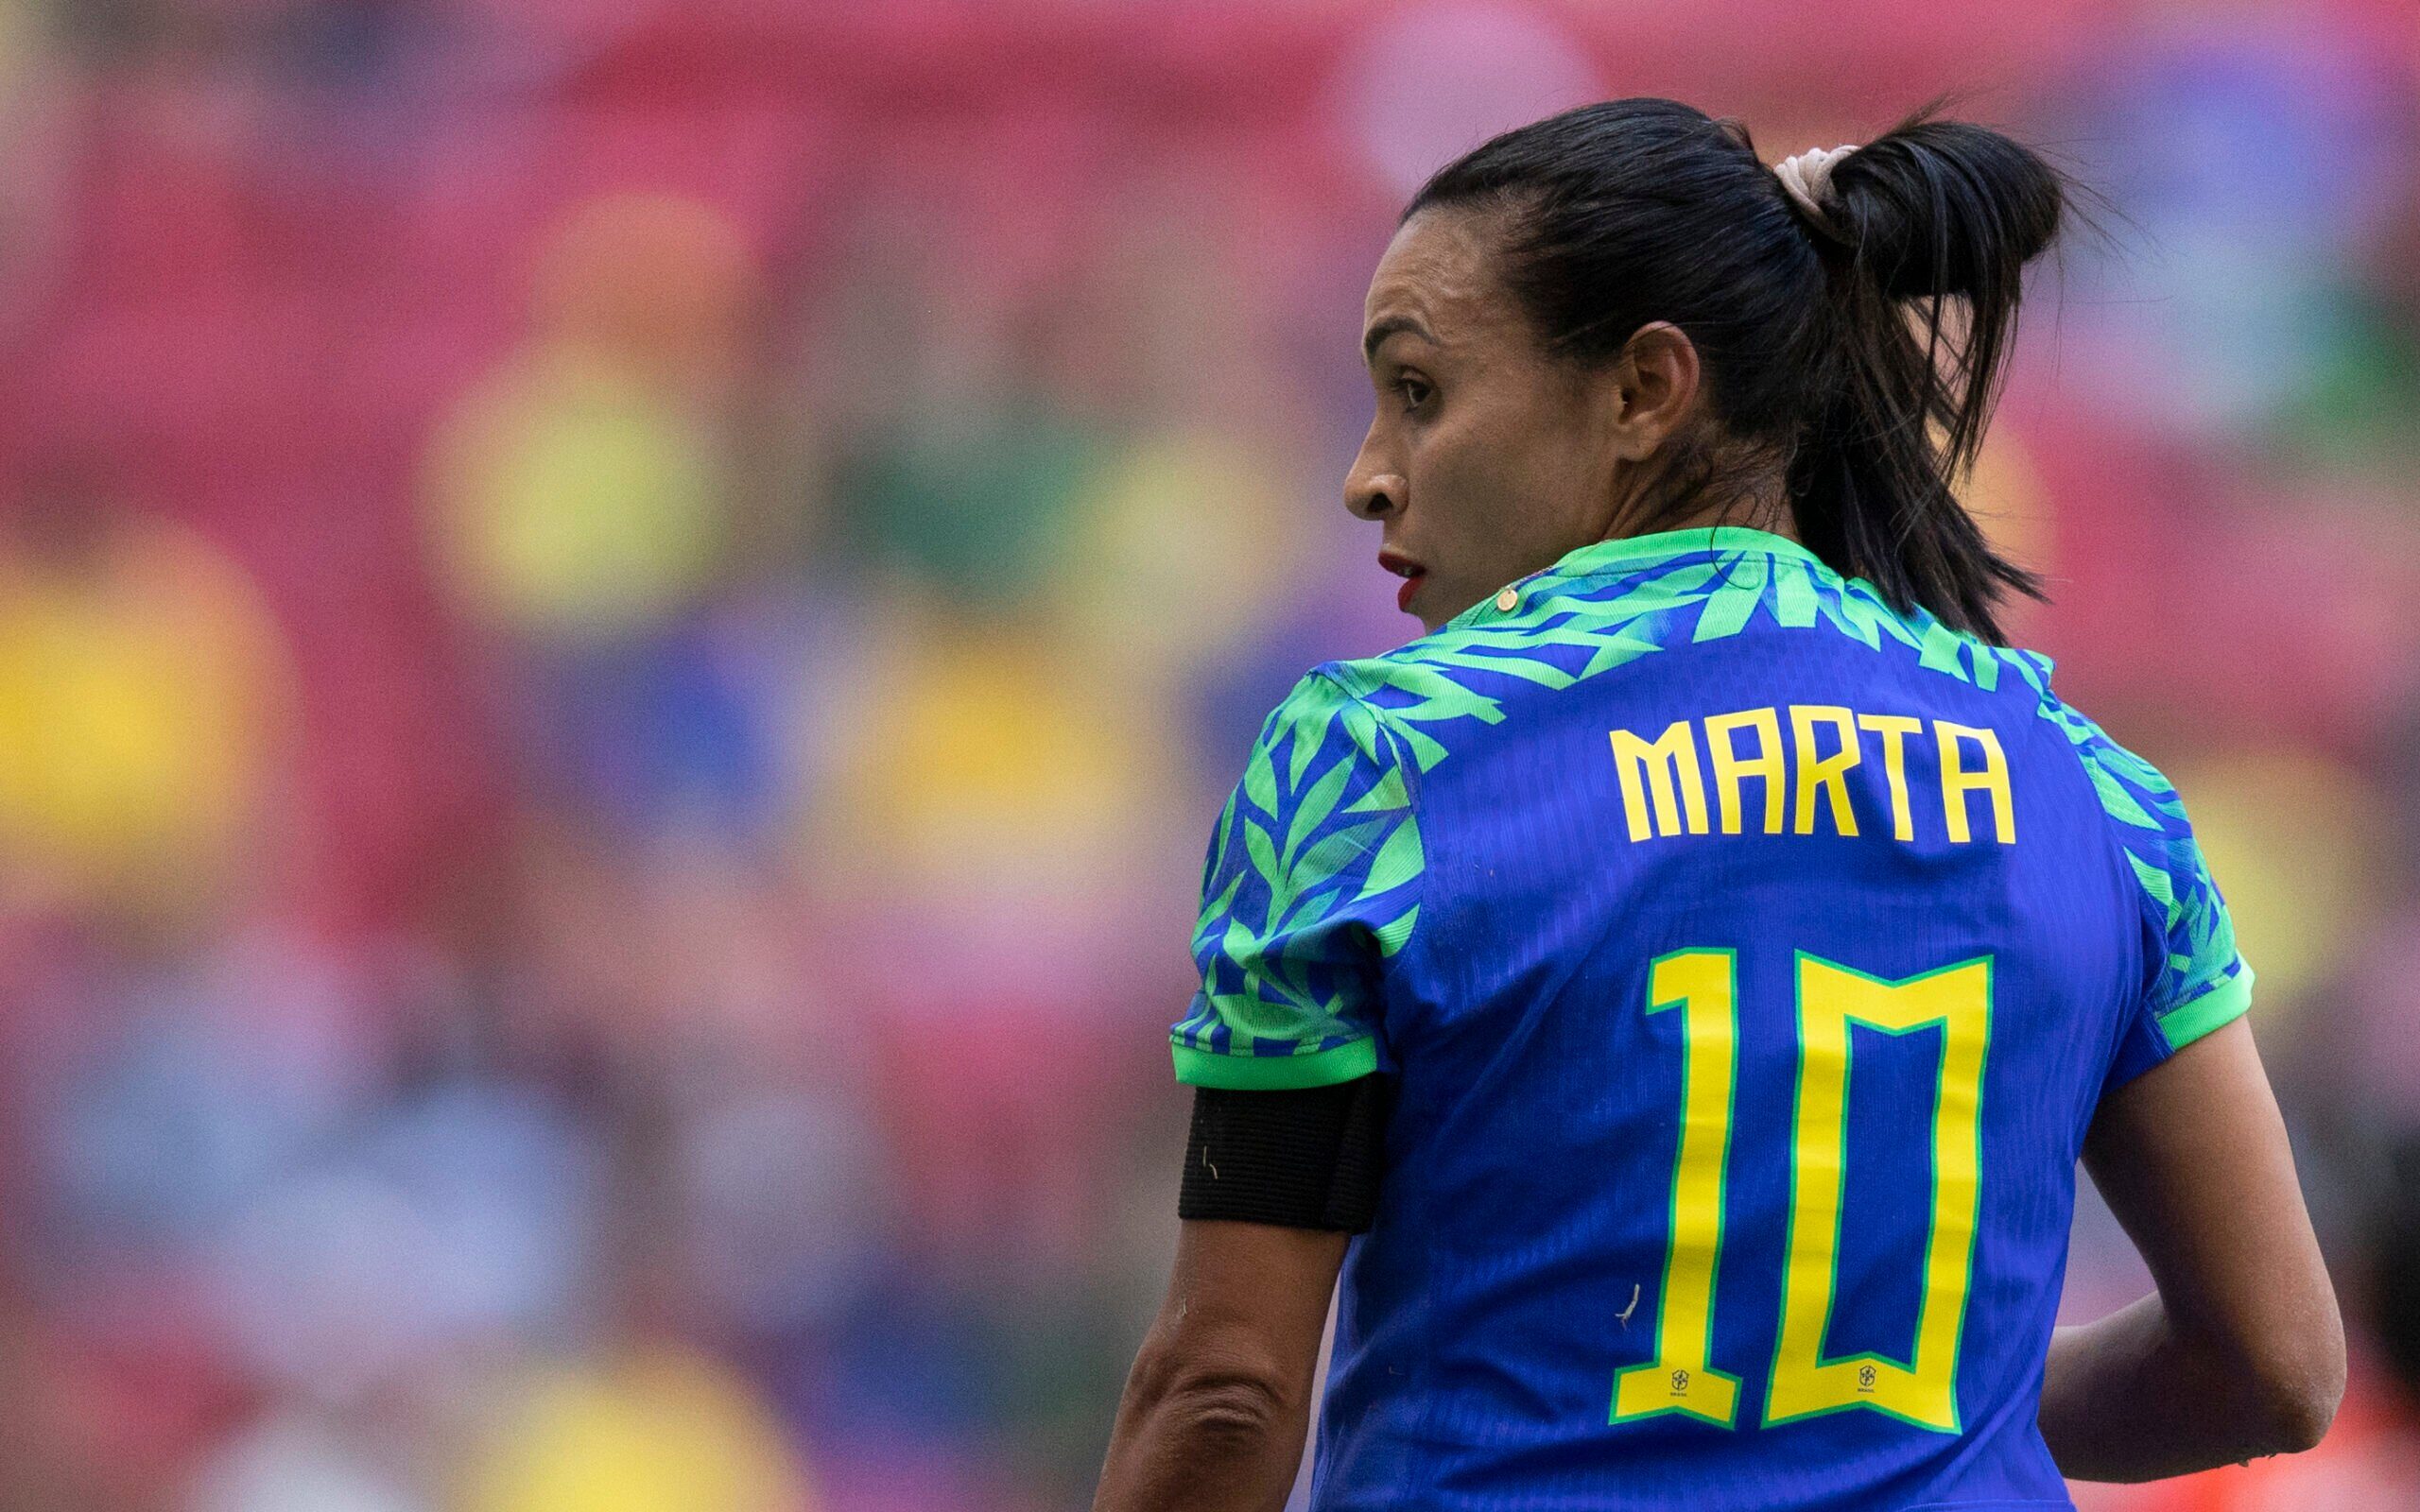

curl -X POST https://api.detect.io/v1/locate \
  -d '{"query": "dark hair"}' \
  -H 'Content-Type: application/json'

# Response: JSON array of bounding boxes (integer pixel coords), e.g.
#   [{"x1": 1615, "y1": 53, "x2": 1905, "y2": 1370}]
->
[{"x1": 1406, "y1": 98, "x2": 2066, "y2": 644}]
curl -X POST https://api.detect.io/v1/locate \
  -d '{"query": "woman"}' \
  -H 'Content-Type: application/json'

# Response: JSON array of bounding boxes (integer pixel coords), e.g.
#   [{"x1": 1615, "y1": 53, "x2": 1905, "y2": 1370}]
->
[{"x1": 1096, "y1": 100, "x2": 2342, "y2": 1511}]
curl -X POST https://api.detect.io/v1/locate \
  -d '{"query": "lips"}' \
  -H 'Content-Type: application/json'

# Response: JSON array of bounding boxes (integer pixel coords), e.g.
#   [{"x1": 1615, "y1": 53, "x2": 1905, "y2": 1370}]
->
[{"x1": 1378, "y1": 549, "x2": 1425, "y2": 614}]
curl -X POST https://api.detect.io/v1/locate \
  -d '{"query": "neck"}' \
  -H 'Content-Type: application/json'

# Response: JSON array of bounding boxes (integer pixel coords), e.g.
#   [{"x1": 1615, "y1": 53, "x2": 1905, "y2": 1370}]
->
[{"x1": 1600, "y1": 459, "x2": 1799, "y2": 546}]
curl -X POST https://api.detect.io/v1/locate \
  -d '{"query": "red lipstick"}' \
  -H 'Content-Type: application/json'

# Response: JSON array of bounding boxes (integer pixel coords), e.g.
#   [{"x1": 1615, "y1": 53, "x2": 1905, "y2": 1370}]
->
[{"x1": 1378, "y1": 549, "x2": 1425, "y2": 614}]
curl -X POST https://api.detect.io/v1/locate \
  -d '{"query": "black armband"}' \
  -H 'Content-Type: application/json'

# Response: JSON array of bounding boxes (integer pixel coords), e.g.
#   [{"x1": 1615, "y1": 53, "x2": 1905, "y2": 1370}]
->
[{"x1": 1177, "y1": 1075, "x2": 1388, "y2": 1232}]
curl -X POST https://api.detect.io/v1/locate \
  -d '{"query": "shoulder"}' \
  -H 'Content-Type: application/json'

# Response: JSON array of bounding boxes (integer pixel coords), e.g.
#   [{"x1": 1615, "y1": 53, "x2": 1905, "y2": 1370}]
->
[
  {"x1": 1974, "y1": 649, "x2": 2201, "y2": 874},
  {"x1": 1204, "y1": 665, "x2": 1426, "y2": 959},
  {"x1": 1249, "y1": 664, "x2": 1409, "y2": 778},
  {"x1": 1227, "y1": 668, "x2": 1420, "y2": 864},
  {"x1": 1259, "y1": 664, "x2": 1373, "y2": 736},
  {"x1": 2018, "y1": 678, "x2": 2197, "y2": 855},
  {"x1": 2025, "y1": 680, "x2": 2250, "y2": 1033}
]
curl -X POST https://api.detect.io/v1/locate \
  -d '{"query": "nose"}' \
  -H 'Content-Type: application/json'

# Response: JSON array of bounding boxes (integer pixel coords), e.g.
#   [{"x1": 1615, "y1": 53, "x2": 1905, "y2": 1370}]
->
[{"x1": 1344, "y1": 431, "x2": 1405, "y2": 522}]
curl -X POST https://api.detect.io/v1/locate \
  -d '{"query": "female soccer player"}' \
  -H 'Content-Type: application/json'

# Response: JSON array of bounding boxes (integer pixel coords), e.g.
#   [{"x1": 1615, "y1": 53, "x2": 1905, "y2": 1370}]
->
[{"x1": 1095, "y1": 101, "x2": 2342, "y2": 1511}]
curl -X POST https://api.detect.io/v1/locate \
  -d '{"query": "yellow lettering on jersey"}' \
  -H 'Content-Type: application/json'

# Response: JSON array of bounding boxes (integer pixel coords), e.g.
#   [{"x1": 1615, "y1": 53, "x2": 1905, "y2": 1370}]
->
[
  {"x1": 1610, "y1": 707, "x2": 2011, "y2": 847},
  {"x1": 1935, "y1": 721, "x2": 2015, "y2": 845},
  {"x1": 1609, "y1": 721, "x2": 1710, "y2": 841},
  {"x1": 1705, "y1": 708, "x2": 1785, "y2": 835},
  {"x1": 1612, "y1": 950, "x2": 1742, "y2": 1427},
  {"x1": 1766, "y1": 954, "x2": 1991, "y2": 1434},
  {"x1": 1790, "y1": 705, "x2": 1861, "y2": 837},
  {"x1": 1854, "y1": 713, "x2": 1923, "y2": 842}
]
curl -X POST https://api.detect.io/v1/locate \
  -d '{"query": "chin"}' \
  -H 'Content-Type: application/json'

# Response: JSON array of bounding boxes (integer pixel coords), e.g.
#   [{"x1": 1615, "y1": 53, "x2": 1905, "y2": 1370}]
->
[{"x1": 1399, "y1": 573, "x2": 1472, "y2": 635}]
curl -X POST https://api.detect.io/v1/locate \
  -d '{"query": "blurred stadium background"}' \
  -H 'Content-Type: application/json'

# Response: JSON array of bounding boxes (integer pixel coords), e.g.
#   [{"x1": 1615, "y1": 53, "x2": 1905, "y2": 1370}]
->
[{"x1": 0, "y1": 1, "x2": 2414, "y2": 1508}]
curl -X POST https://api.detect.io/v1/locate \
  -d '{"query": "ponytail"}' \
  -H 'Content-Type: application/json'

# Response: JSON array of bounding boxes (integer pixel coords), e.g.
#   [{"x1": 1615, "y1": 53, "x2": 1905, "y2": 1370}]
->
[
  {"x1": 1789, "y1": 112, "x2": 2066, "y2": 642},
  {"x1": 1408, "y1": 100, "x2": 2072, "y2": 644}
]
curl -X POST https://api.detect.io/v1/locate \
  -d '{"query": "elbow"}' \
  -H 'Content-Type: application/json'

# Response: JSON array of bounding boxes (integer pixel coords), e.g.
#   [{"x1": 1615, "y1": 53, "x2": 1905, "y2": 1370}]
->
[
  {"x1": 2234, "y1": 1314, "x2": 2347, "y2": 1457},
  {"x1": 2246, "y1": 1348, "x2": 2344, "y2": 1456},
  {"x1": 1162, "y1": 1369, "x2": 1295, "y2": 1453},
  {"x1": 1129, "y1": 1342, "x2": 1299, "y2": 1459}
]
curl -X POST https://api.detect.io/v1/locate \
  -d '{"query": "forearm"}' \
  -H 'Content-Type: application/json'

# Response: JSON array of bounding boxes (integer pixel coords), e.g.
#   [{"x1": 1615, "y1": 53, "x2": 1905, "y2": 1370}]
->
[
  {"x1": 1093, "y1": 1361, "x2": 1308, "y2": 1512},
  {"x1": 2042, "y1": 1293, "x2": 2334, "y2": 1481},
  {"x1": 1096, "y1": 1156, "x2": 1353, "y2": 1510}
]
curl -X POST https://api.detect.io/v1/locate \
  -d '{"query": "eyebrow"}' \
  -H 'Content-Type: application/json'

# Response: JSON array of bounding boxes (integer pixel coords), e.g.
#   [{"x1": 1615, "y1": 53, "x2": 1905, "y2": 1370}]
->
[{"x1": 1361, "y1": 314, "x2": 1434, "y2": 366}]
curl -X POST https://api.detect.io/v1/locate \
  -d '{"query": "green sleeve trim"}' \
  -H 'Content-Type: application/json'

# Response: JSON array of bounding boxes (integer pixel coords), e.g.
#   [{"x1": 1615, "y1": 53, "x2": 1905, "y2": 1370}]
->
[
  {"x1": 2157, "y1": 962, "x2": 2254, "y2": 1051},
  {"x1": 1172, "y1": 1038, "x2": 1378, "y2": 1090}
]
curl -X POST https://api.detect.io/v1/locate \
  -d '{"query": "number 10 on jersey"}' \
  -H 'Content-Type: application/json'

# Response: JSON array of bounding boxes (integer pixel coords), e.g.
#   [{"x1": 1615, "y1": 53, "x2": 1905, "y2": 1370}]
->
[{"x1": 1610, "y1": 949, "x2": 1992, "y2": 1434}]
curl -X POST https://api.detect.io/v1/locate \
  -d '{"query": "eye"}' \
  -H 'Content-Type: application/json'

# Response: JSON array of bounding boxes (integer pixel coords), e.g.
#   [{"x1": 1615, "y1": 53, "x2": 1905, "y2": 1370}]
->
[{"x1": 1396, "y1": 375, "x2": 1433, "y2": 411}]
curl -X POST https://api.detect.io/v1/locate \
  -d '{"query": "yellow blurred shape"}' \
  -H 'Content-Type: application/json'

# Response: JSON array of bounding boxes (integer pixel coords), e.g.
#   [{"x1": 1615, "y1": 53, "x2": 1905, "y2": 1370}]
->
[
  {"x1": 828, "y1": 622, "x2": 1161, "y2": 890},
  {"x1": 2173, "y1": 747, "x2": 2378, "y2": 1022},
  {"x1": 458, "y1": 1347, "x2": 812, "y2": 1512},
  {"x1": 430, "y1": 348, "x2": 727, "y2": 641},
  {"x1": 1961, "y1": 429, "x2": 2051, "y2": 579},
  {"x1": 0, "y1": 516, "x2": 287, "y2": 907},
  {"x1": 1052, "y1": 429, "x2": 1305, "y2": 676}
]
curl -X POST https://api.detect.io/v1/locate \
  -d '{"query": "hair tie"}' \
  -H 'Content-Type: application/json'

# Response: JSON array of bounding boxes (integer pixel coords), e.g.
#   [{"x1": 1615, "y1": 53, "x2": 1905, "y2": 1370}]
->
[{"x1": 1774, "y1": 144, "x2": 1859, "y2": 241}]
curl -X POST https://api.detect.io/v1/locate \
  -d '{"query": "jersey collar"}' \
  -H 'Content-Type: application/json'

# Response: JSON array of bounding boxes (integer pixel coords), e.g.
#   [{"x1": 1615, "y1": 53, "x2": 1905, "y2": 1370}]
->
[
  {"x1": 1547, "y1": 524, "x2": 1824, "y2": 580},
  {"x1": 1446, "y1": 525, "x2": 1827, "y2": 630}
]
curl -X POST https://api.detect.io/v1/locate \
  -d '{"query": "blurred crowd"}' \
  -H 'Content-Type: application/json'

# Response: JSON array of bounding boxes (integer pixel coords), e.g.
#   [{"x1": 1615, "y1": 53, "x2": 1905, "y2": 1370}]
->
[{"x1": 0, "y1": 2, "x2": 2415, "y2": 1509}]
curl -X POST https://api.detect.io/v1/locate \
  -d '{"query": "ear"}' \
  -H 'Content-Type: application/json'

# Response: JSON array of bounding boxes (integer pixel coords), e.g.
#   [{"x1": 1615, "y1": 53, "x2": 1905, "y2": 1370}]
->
[{"x1": 1607, "y1": 321, "x2": 1703, "y2": 461}]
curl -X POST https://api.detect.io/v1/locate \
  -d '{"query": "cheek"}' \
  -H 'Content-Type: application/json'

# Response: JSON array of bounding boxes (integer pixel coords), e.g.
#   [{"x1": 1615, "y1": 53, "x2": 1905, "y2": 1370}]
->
[
  {"x1": 1408, "y1": 427, "x2": 1513, "y2": 569},
  {"x1": 1506, "y1": 401, "x2": 1612, "y2": 534},
  {"x1": 1412, "y1": 402, "x2": 1523, "y2": 524},
  {"x1": 1416, "y1": 403, "x2": 1589, "y2": 558}
]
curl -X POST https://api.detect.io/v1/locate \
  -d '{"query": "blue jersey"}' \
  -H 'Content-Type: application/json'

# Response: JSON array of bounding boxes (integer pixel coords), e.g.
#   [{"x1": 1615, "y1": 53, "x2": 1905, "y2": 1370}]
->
[{"x1": 1169, "y1": 526, "x2": 2251, "y2": 1512}]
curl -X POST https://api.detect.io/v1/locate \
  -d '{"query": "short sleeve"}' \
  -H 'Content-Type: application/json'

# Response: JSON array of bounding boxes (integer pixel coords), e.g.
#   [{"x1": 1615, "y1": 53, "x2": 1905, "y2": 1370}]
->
[
  {"x1": 1170, "y1": 669, "x2": 1423, "y2": 1090},
  {"x1": 2075, "y1": 720, "x2": 2255, "y2": 1085}
]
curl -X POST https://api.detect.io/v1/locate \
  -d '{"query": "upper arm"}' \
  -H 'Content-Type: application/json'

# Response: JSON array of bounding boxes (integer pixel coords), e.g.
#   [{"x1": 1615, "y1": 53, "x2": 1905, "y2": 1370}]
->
[
  {"x1": 2083, "y1": 1017, "x2": 2340, "y2": 1385},
  {"x1": 2066, "y1": 714, "x2": 2341, "y2": 1434},
  {"x1": 1171, "y1": 669, "x2": 1422, "y2": 1091},
  {"x1": 1130, "y1": 669, "x2": 1405, "y2": 1428}
]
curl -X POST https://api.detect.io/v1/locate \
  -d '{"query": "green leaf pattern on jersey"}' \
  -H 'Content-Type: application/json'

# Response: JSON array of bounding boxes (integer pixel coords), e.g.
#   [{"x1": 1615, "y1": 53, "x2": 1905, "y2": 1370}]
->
[
  {"x1": 1986, "y1": 658, "x2": 2245, "y2": 1023},
  {"x1": 1175, "y1": 672, "x2": 1424, "y2": 1061},
  {"x1": 1178, "y1": 532, "x2": 2244, "y2": 1069}
]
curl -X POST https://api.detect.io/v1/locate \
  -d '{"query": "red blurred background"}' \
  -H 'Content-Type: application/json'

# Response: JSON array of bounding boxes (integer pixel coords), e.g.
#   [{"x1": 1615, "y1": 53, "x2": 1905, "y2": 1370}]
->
[{"x1": 0, "y1": 2, "x2": 2416, "y2": 1508}]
